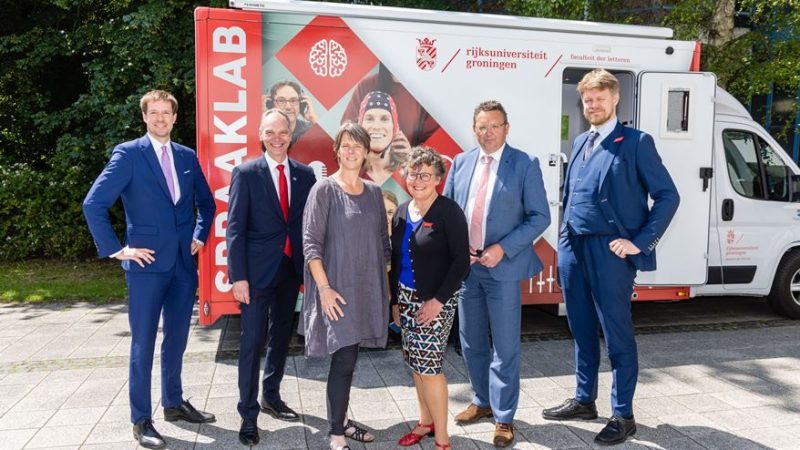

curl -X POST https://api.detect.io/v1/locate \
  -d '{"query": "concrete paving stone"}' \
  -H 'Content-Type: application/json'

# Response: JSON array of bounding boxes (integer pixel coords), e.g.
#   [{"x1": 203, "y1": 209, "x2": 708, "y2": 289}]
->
[
  {"x1": 0, "y1": 326, "x2": 36, "y2": 338},
  {"x1": 11, "y1": 381, "x2": 83, "y2": 412},
  {"x1": 651, "y1": 412, "x2": 726, "y2": 437},
  {"x1": 201, "y1": 396, "x2": 238, "y2": 416},
  {"x1": 633, "y1": 396, "x2": 691, "y2": 418},
  {"x1": 740, "y1": 424, "x2": 800, "y2": 450},
  {"x1": 524, "y1": 388, "x2": 580, "y2": 411},
  {"x1": 45, "y1": 406, "x2": 107, "y2": 428},
  {"x1": 631, "y1": 384, "x2": 663, "y2": 400},
  {"x1": 393, "y1": 398, "x2": 421, "y2": 419},
  {"x1": 25, "y1": 423, "x2": 94, "y2": 449},
  {"x1": 0, "y1": 410, "x2": 55, "y2": 431},
  {"x1": 0, "y1": 383, "x2": 38, "y2": 402},
  {"x1": 519, "y1": 423, "x2": 586, "y2": 449},
  {"x1": 682, "y1": 375, "x2": 738, "y2": 394},
  {"x1": 744, "y1": 404, "x2": 800, "y2": 427},
  {"x1": 670, "y1": 393, "x2": 737, "y2": 413},
  {"x1": 42, "y1": 369, "x2": 93, "y2": 384},
  {"x1": 80, "y1": 442, "x2": 137, "y2": 449},
  {"x1": 710, "y1": 389, "x2": 775, "y2": 409},
  {"x1": 62, "y1": 378, "x2": 126, "y2": 409},
  {"x1": 0, "y1": 428, "x2": 38, "y2": 450},
  {"x1": 98, "y1": 404, "x2": 129, "y2": 423},
  {"x1": 195, "y1": 423, "x2": 266, "y2": 449},
  {"x1": 512, "y1": 407, "x2": 549, "y2": 429},
  {"x1": 699, "y1": 408, "x2": 768, "y2": 432},
  {"x1": 206, "y1": 382, "x2": 236, "y2": 400},
  {"x1": 82, "y1": 420, "x2": 134, "y2": 445},
  {"x1": 386, "y1": 384, "x2": 418, "y2": 402},
  {"x1": 517, "y1": 389, "x2": 542, "y2": 409},
  {"x1": 86, "y1": 367, "x2": 128, "y2": 380},
  {"x1": 0, "y1": 372, "x2": 48, "y2": 387},
  {"x1": 520, "y1": 376, "x2": 561, "y2": 392},
  {"x1": 690, "y1": 429, "x2": 772, "y2": 450},
  {"x1": 453, "y1": 418, "x2": 497, "y2": 435},
  {"x1": 753, "y1": 368, "x2": 800, "y2": 388},
  {"x1": 349, "y1": 399, "x2": 403, "y2": 422}
]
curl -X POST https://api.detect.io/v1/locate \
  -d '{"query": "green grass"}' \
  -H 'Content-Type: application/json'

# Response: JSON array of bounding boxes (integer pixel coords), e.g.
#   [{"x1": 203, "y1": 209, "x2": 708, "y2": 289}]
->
[{"x1": 0, "y1": 259, "x2": 127, "y2": 303}]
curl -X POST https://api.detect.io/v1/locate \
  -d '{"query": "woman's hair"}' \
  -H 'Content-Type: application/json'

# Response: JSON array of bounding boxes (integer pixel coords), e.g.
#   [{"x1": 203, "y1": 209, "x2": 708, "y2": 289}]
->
[
  {"x1": 333, "y1": 122, "x2": 371, "y2": 168},
  {"x1": 382, "y1": 189, "x2": 398, "y2": 207},
  {"x1": 404, "y1": 146, "x2": 446, "y2": 179}
]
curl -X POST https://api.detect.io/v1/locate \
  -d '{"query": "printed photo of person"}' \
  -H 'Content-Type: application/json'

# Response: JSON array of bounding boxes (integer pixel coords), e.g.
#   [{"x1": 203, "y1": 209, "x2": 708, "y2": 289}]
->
[{"x1": 265, "y1": 80, "x2": 318, "y2": 147}]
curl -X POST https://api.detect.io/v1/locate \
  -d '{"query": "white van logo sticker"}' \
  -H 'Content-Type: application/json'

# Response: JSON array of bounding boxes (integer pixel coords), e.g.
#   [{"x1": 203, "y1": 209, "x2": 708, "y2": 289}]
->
[
  {"x1": 416, "y1": 37, "x2": 437, "y2": 71},
  {"x1": 308, "y1": 39, "x2": 347, "y2": 77}
]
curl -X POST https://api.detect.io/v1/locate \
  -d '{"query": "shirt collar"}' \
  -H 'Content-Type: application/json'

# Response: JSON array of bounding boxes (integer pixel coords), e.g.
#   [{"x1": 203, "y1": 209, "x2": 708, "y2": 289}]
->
[
  {"x1": 478, "y1": 143, "x2": 506, "y2": 163},
  {"x1": 263, "y1": 153, "x2": 288, "y2": 172},
  {"x1": 147, "y1": 134, "x2": 171, "y2": 153},
  {"x1": 590, "y1": 116, "x2": 618, "y2": 144}
]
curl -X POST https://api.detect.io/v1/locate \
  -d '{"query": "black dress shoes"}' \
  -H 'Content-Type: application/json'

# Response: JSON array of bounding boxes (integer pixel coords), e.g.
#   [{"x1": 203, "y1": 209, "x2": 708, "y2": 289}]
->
[
  {"x1": 595, "y1": 416, "x2": 636, "y2": 446},
  {"x1": 260, "y1": 398, "x2": 300, "y2": 421},
  {"x1": 239, "y1": 417, "x2": 260, "y2": 446},
  {"x1": 164, "y1": 400, "x2": 216, "y2": 423},
  {"x1": 133, "y1": 418, "x2": 166, "y2": 449},
  {"x1": 542, "y1": 398, "x2": 598, "y2": 421}
]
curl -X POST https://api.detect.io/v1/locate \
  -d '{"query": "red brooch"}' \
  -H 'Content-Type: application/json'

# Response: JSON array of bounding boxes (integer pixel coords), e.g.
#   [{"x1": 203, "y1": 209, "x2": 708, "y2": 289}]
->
[
  {"x1": 613, "y1": 136, "x2": 624, "y2": 143},
  {"x1": 422, "y1": 221, "x2": 434, "y2": 228}
]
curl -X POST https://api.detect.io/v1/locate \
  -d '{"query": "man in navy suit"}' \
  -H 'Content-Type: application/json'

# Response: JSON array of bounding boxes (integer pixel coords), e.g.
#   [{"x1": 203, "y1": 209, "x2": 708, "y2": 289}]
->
[
  {"x1": 444, "y1": 101, "x2": 550, "y2": 447},
  {"x1": 542, "y1": 69, "x2": 680, "y2": 446},
  {"x1": 83, "y1": 90, "x2": 216, "y2": 449},
  {"x1": 226, "y1": 109, "x2": 316, "y2": 446}
]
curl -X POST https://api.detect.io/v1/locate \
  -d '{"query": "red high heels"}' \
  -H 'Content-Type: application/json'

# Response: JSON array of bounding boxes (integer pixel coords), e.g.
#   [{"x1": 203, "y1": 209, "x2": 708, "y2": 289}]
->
[{"x1": 398, "y1": 422, "x2": 434, "y2": 446}]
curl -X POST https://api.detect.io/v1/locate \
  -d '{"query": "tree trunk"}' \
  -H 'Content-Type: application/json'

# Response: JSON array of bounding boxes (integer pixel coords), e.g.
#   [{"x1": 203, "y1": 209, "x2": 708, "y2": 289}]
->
[{"x1": 709, "y1": 0, "x2": 735, "y2": 46}]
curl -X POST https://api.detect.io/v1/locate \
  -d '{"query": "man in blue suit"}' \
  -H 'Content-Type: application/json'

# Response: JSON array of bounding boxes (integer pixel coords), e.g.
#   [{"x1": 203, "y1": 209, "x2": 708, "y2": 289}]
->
[
  {"x1": 444, "y1": 100, "x2": 550, "y2": 447},
  {"x1": 226, "y1": 109, "x2": 316, "y2": 446},
  {"x1": 542, "y1": 69, "x2": 680, "y2": 446},
  {"x1": 83, "y1": 90, "x2": 216, "y2": 449}
]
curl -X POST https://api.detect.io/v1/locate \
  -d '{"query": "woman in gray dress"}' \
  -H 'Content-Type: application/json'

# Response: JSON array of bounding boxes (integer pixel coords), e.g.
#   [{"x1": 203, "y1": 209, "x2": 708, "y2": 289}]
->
[{"x1": 302, "y1": 122, "x2": 391, "y2": 450}]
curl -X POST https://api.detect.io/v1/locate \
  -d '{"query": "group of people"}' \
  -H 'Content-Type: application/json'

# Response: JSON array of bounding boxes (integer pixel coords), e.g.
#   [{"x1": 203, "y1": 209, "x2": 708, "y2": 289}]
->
[{"x1": 82, "y1": 68, "x2": 679, "y2": 450}]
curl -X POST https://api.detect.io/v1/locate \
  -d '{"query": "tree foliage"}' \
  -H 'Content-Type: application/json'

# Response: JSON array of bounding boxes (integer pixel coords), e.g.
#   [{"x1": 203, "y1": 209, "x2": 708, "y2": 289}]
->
[{"x1": 0, "y1": 0, "x2": 224, "y2": 260}]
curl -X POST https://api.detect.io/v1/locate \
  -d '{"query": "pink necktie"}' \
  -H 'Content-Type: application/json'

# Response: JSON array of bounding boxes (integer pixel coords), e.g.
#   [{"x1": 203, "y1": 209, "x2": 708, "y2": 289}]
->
[
  {"x1": 469, "y1": 155, "x2": 493, "y2": 252},
  {"x1": 160, "y1": 145, "x2": 176, "y2": 203}
]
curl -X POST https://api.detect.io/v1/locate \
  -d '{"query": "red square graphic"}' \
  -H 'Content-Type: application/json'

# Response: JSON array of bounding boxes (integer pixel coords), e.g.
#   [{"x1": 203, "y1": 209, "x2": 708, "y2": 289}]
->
[{"x1": 276, "y1": 16, "x2": 378, "y2": 110}]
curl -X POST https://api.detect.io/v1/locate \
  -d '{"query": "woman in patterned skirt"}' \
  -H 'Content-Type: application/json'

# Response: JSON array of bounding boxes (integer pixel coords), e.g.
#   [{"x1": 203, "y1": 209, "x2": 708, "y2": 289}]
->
[{"x1": 389, "y1": 147, "x2": 470, "y2": 450}]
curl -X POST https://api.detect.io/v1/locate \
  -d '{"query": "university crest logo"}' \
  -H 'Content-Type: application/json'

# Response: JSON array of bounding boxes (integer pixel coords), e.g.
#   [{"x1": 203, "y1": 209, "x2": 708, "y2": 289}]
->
[{"x1": 416, "y1": 37, "x2": 437, "y2": 71}]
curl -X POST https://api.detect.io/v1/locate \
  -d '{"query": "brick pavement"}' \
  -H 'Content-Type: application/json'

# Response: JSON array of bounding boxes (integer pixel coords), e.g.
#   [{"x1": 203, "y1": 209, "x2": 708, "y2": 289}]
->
[{"x1": 1, "y1": 302, "x2": 799, "y2": 449}]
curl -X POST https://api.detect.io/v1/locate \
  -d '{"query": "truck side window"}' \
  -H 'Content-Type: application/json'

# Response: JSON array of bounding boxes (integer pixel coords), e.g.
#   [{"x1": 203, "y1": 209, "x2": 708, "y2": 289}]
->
[{"x1": 722, "y1": 129, "x2": 790, "y2": 202}]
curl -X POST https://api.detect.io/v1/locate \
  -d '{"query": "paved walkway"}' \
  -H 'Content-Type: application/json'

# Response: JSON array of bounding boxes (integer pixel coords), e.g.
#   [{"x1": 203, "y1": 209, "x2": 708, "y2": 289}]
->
[{"x1": 0, "y1": 302, "x2": 799, "y2": 449}]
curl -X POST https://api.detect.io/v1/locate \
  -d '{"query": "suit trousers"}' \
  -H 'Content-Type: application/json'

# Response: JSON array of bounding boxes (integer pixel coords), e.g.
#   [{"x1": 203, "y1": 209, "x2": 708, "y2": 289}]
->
[
  {"x1": 458, "y1": 265, "x2": 521, "y2": 423},
  {"x1": 237, "y1": 256, "x2": 300, "y2": 419},
  {"x1": 558, "y1": 233, "x2": 638, "y2": 418},
  {"x1": 126, "y1": 251, "x2": 197, "y2": 424}
]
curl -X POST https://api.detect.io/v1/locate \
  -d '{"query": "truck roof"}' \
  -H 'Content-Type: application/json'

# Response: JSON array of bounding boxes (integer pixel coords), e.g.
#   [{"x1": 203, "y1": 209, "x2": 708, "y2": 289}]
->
[{"x1": 230, "y1": 0, "x2": 675, "y2": 39}]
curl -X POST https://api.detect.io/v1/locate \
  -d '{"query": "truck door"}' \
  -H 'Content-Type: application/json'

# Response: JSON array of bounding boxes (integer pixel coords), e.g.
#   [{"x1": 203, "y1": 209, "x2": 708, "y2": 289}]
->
[{"x1": 634, "y1": 72, "x2": 716, "y2": 285}]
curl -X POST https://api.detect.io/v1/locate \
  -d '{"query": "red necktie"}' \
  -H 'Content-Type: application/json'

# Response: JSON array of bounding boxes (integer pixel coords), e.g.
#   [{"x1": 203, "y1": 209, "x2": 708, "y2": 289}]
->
[{"x1": 277, "y1": 164, "x2": 291, "y2": 257}]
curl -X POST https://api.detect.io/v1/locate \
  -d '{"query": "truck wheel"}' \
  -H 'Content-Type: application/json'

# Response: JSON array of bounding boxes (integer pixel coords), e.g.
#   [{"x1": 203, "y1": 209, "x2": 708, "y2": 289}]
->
[{"x1": 768, "y1": 251, "x2": 800, "y2": 319}]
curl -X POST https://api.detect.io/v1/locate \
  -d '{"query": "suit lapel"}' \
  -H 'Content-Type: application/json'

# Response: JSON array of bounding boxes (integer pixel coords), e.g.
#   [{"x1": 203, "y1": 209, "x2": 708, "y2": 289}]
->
[
  {"x1": 287, "y1": 158, "x2": 306, "y2": 221},
  {"x1": 597, "y1": 122, "x2": 625, "y2": 189},
  {"x1": 172, "y1": 144, "x2": 190, "y2": 204},
  {"x1": 140, "y1": 135, "x2": 174, "y2": 204},
  {"x1": 258, "y1": 156, "x2": 285, "y2": 222},
  {"x1": 458, "y1": 149, "x2": 480, "y2": 208},
  {"x1": 486, "y1": 146, "x2": 511, "y2": 217}
]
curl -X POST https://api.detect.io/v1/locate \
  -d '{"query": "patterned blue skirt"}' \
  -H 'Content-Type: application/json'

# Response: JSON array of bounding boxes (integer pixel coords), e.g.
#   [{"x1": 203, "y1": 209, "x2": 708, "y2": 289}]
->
[{"x1": 398, "y1": 283, "x2": 458, "y2": 375}]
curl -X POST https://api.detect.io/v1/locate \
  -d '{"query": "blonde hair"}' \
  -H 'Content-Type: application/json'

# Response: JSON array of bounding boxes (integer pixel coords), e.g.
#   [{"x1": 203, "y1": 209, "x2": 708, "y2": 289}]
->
[
  {"x1": 140, "y1": 90, "x2": 178, "y2": 114},
  {"x1": 577, "y1": 69, "x2": 619, "y2": 96}
]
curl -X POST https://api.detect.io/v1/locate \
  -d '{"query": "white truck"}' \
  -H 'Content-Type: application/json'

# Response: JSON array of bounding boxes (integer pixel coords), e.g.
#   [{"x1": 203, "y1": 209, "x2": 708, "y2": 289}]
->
[{"x1": 194, "y1": 0, "x2": 800, "y2": 325}]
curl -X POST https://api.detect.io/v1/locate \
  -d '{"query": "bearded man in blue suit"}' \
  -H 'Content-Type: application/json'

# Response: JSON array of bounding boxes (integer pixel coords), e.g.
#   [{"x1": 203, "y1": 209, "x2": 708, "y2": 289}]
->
[
  {"x1": 542, "y1": 69, "x2": 680, "y2": 446},
  {"x1": 444, "y1": 100, "x2": 550, "y2": 447},
  {"x1": 83, "y1": 90, "x2": 216, "y2": 449}
]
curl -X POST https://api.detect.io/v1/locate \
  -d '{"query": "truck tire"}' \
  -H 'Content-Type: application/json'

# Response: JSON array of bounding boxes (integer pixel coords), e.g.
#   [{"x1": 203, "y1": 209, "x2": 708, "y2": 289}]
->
[{"x1": 767, "y1": 251, "x2": 800, "y2": 319}]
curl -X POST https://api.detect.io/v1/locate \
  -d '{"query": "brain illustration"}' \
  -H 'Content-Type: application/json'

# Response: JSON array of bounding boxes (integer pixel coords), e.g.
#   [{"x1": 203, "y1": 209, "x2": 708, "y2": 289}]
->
[{"x1": 308, "y1": 39, "x2": 348, "y2": 77}]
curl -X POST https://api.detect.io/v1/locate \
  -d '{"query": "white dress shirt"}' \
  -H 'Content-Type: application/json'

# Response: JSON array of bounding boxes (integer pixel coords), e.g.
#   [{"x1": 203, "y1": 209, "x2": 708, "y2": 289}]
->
[
  {"x1": 465, "y1": 143, "x2": 506, "y2": 249},
  {"x1": 264, "y1": 153, "x2": 291, "y2": 204},
  {"x1": 589, "y1": 116, "x2": 618, "y2": 152},
  {"x1": 148, "y1": 134, "x2": 181, "y2": 203}
]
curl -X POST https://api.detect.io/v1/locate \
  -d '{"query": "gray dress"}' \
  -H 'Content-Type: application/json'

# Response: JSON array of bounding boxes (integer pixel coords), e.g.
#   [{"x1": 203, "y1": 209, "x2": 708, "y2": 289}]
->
[{"x1": 301, "y1": 177, "x2": 391, "y2": 357}]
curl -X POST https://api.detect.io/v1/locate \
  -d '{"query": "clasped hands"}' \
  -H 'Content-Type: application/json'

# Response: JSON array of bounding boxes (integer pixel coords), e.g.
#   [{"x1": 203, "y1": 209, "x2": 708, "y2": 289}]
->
[
  {"x1": 391, "y1": 298, "x2": 442, "y2": 327},
  {"x1": 470, "y1": 243, "x2": 504, "y2": 268}
]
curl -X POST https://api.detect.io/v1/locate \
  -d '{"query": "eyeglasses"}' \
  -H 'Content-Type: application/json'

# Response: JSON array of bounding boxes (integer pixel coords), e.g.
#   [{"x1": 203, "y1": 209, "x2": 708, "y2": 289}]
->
[
  {"x1": 273, "y1": 97, "x2": 300, "y2": 106},
  {"x1": 406, "y1": 171, "x2": 434, "y2": 182},
  {"x1": 475, "y1": 123, "x2": 507, "y2": 134}
]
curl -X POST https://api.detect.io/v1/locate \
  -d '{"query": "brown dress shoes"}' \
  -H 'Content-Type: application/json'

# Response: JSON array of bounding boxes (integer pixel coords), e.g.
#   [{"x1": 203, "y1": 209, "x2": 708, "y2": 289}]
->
[{"x1": 454, "y1": 403, "x2": 493, "y2": 423}]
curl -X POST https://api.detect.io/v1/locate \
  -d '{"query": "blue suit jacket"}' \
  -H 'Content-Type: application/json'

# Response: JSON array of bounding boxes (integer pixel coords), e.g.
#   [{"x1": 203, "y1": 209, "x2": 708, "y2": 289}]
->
[
  {"x1": 83, "y1": 135, "x2": 216, "y2": 272},
  {"x1": 563, "y1": 122, "x2": 680, "y2": 271},
  {"x1": 226, "y1": 156, "x2": 316, "y2": 289},
  {"x1": 444, "y1": 144, "x2": 551, "y2": 281}
]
